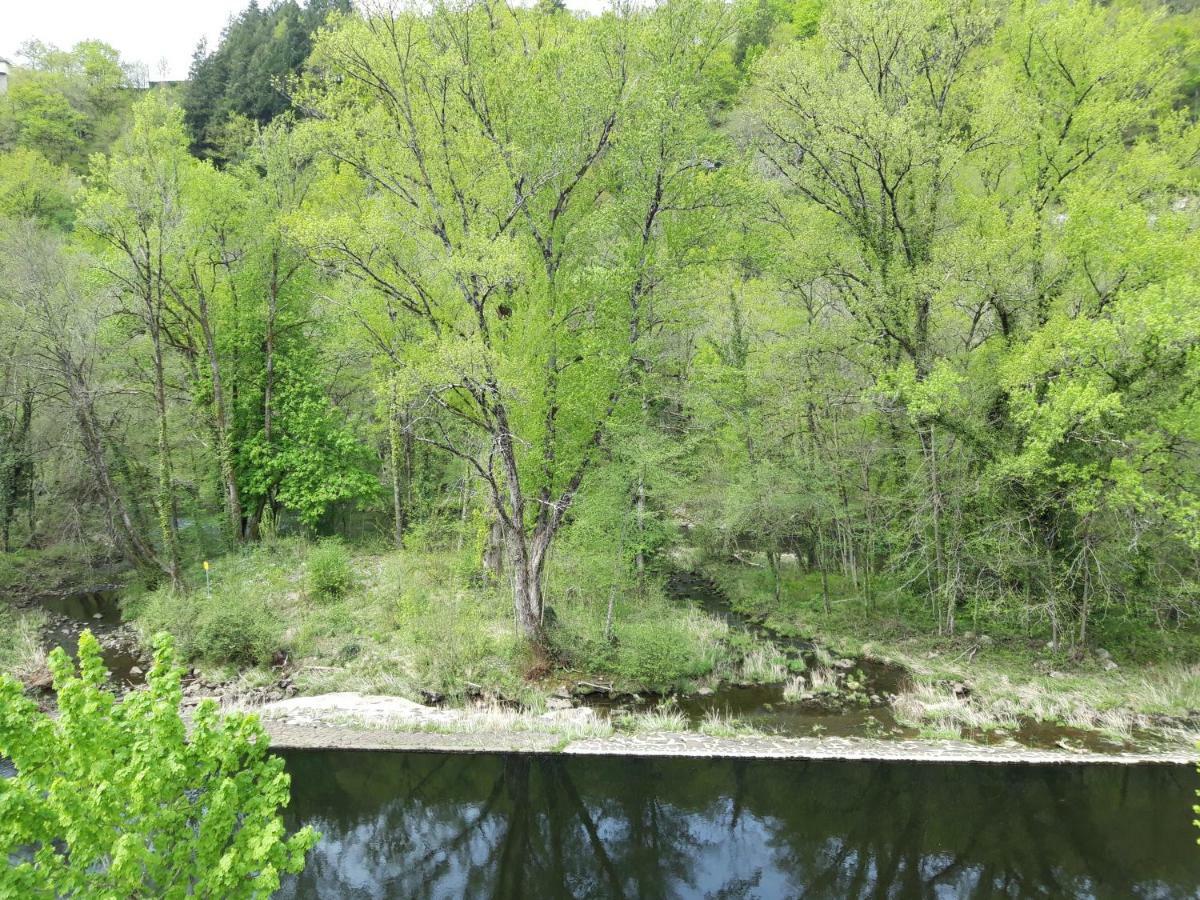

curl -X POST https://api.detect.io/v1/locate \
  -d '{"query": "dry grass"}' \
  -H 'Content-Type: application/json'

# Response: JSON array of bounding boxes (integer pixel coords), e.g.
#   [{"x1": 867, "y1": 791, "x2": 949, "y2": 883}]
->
[
  {"x1": 738, "y1": 644, "x2": 789, "y2": 683},
  {"x1": 808, "y1": 666, "x2": 840, "y2": 694},
  {"x1": 0, "y1": 606, "x2": 50, "y2": 686},
  {"x1": 614, "y1": 702, "x2": 689, "y2": 734},
  {"x1": 696, "y1": 708, "x2": 760, "y2": 737}
]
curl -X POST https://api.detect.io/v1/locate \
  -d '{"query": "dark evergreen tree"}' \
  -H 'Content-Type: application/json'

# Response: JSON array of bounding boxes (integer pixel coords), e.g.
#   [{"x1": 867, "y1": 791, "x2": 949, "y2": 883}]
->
[{"x1": 183, "y1": 0, "x2": 349, "y2": 161}]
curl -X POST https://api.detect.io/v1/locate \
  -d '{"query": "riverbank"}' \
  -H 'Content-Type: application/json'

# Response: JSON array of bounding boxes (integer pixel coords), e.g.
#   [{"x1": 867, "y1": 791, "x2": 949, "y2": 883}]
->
[
  {"x1": 702, "y1": 561, "x2": 1200, "y2": 752},
  {"x1": 5, "y1": 540, "x2": 1200, "y2": 758},
  {"x1": 248, "y1": 694, "x2": 1194, "y2": 764}
]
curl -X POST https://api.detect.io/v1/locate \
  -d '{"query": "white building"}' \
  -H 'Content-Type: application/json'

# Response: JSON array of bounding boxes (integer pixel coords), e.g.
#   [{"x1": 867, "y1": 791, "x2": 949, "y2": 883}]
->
[{"x1": 0, "y1": 58, "x2": 9, "y2": 96}]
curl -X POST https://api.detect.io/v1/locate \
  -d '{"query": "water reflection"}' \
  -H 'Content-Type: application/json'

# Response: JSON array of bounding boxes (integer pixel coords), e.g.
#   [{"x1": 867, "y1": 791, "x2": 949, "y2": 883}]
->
[{"x1": 276, "y1": 752, "x2": 1199, "y2": 899}]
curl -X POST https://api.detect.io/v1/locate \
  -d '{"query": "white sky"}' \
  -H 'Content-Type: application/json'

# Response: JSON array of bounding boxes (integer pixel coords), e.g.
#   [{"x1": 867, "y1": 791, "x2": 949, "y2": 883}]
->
[
  {"x1": 3, "y1": 1, "x2": 247, "y2": 80},
  {"x1": 2, "y1": 0, "x2": 609, "y2": 81}
]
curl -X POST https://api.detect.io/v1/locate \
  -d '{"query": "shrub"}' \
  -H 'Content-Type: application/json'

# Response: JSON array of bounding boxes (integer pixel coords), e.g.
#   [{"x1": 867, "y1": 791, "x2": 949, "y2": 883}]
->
[
  {"x1": 306, "y1": 539, "x2": 354, "y2": 600},
  {"x1": 0, "y1": 631, "x2": 317, "y2": 896},
  {"x1": 192, "y1": 591, "x2": 282, "y2": 666},
  {"x1": 127, "y1": 586, "x2": 200, "y2": 653}
]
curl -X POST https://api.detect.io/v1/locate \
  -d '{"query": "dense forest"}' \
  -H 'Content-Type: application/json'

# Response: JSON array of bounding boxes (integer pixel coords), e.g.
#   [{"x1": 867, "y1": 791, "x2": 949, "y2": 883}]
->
[{"x1": 2, "y1": 0, "x2": 1200, "y2": 705}]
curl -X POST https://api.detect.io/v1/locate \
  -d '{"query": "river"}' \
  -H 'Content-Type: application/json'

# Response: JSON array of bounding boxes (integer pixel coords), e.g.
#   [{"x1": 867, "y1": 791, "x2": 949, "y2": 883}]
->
[{"x1": 275, "y1": 750, "x2": 1200, "y2": 899}]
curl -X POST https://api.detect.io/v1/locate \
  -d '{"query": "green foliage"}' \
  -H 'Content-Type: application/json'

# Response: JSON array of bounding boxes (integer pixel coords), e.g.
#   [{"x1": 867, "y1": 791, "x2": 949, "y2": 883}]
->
[
  {"x1": 193, "y1": 592, "x2": 283, "y2": 667},
  {"x1": 0, "y1": 631, "x2": 316, "y2": 897},
  {"x1": 133, "y1": 584, "x2": 283, "y2": 668},
  {"x1": 0, "y1": 41, "x2": 136, "y2": 170},
  {"x1": 184, "y1": 0, "x2": 350, "y2": 160},
  {"x1": 0, "y1": 148, "x2": 77, "y2": 229},
  {"x1": 306, "y1": 537, "x2": 354, "y2": 599}
]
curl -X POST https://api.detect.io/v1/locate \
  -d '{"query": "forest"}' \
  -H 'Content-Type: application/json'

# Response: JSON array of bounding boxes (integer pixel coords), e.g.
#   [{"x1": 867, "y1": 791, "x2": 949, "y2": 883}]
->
[{"x1": 2, "y1": 0, "x2": 1200, "y2": 742}]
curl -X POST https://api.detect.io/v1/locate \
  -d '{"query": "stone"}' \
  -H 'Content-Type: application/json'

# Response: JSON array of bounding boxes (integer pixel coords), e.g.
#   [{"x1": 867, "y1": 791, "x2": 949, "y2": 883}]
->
[
  {"x1": 978, "y1": 635, "x2": 994, "y2": 647},
  {"x1": 128, "y1": 666, "x2": 143, "y2": 676},
  {"x1": 1102, "y1": 660, "x2": 1119, "y2": 671},
  {"x1": 538, "y1": 707, "x2": 595, "y2": 726},
  {"x1": 696, "y1": 687, "x2": 715, "y2": 697},
  {"x1": 545, "y1": 697, "x2": 574, "y2": 711},
  {"x1": 1095, "y1": 647, "x2": 1112, "y2": 661},
  {"x1": 833, "y1": 658, "x2": 854, "y2": 670}
]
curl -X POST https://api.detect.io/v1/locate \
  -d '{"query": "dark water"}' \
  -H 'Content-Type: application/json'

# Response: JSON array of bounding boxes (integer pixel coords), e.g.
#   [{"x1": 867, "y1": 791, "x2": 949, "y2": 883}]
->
[
  {"x1": 31, "y1": 590, "x2": 143, "y2": 685},
  {"x1": 275, "y1": 751, "x2": 1200, "y2": 899},
  {"x1": 37, "y1": 590, "x2": 123, "y2": 626}
]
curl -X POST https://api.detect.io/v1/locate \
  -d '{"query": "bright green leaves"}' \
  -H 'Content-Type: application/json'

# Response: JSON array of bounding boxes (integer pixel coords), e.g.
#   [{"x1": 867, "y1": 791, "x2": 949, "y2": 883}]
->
[
  {"x1": 0, "y1": 632, "x2": 317, "y2": 898},
  {"x1": 242, "y1": 363, "x2": 379, "y2": 527}
]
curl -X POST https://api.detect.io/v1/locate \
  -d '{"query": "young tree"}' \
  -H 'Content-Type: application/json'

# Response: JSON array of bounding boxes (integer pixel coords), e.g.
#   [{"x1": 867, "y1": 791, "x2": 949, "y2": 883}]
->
[
  {"x1": 81, "y1": 94, "x2": 194, "y2": 588},
  {"x1": 0, "y1": 631, "x2": 317, "y2": 897}
]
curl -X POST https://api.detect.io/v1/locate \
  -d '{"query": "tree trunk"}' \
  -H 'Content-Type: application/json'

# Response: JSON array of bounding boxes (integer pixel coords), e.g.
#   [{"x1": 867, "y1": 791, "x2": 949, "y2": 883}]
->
[
  {"x1": 197, "y1": 289, "x2": 243, "y2": 542},
  {"x1": 150, "y1": 320, "x2": 182, "y2": 590},
  {"x1": 65, "y1": 366, "x2": 165, "y2": 579},
  {"x1": 507, "y1": 526, "x2": 550, "y2": 638},
  {"x1": 0, "y1": 386, "x2": 33, "y2": 552}
]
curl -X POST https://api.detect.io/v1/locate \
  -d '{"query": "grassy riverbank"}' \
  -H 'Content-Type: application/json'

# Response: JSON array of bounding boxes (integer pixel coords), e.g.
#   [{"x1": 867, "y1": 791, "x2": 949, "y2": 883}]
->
[
  {"x1": 115, "y1": 539, "x2": 786, "y2": 704},
  {"x1": 708, "y1": 562, "x2": 1200, "y2": 747},
  {"x1": 4, "y1": 540, "x2": 1199, "y2": 752}
]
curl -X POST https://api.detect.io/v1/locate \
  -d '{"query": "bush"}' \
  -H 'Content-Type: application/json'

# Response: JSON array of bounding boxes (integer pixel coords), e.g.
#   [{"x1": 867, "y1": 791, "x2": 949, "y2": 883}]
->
[
  {"x1": 0, "y1": 631, "x2": 317, "y2": 896},
  {"x1": 192, "y1": 591, "x2": 282, "y2": 666},
  {"x1": 551, "y1": 606, "x2": 727, "y2": 692},
  {"x1": 306, "y1": 539, "x2": 354, "y2": 600}
]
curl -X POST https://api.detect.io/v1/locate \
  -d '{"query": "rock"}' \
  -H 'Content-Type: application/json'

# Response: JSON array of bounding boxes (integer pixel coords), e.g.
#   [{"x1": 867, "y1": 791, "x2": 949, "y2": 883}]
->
[
  {"x1": 129, "y1": 666, "x2": 143, "y2": 676},
  {"x1": 978, "y1": 634, "x2": 994, "y2": 647},
  {"x1": 545, "y1": 697, "x2": 574, "y2": 711},
  {"x1": 695, "y1": 686, "x2": 715, "y2": 697},
  {"x1": 92, "y1": 613, "x2": 103, "y2": 619},
  {"x1": 833, "y1": 658, "x2": 854, "y2": 670},
  {"x1": 538, "y1": 707, "x2": 595, "y2": 725},
  {"x1": 1102, "y1": 660, "x2": 1118, "y2": 671},
  {"x1": 1095, "y1": 647, "x2": 1112, "y2": 661},
  {"x1": 550, "y1": 685, "x2": 572, "y2": 700},
  {"x1": 963, "y1": 631, "x2": 977, "y2": 642}
]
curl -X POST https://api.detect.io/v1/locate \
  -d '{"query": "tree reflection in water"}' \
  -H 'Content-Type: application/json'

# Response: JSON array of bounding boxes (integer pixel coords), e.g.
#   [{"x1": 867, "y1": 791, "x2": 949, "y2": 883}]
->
[{"x1": 276, "y1": 751, "x2": 1199, "y2": 899}]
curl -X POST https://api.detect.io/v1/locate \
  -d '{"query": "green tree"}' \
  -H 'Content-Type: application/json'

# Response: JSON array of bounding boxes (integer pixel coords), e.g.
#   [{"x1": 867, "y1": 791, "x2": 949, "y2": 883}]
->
[
  {"x1": 294, "y1": 0, "x2": 739, "y2": 638},
  {"x1": 0, "y1": 631, "x2": 317, "y2": 897},
  {"x1": 184, "y1": 0, "x2": 351, "y2": 161}
]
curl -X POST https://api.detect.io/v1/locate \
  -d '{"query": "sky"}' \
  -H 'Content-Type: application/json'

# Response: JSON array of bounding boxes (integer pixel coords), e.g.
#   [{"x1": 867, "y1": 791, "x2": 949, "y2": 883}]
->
[
  {"x1": 3, "y1": 1, "x2": 248, "y2": 80},
  {"x1": 2, "y1": 0, "x2": 609, "y2": 81}
]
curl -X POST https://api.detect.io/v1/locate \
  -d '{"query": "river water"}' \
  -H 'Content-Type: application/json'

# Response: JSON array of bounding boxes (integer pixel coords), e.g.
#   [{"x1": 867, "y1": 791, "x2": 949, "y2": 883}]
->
[{"x1": 275, "y1": 750, "x2": 1200, "y2": 899}]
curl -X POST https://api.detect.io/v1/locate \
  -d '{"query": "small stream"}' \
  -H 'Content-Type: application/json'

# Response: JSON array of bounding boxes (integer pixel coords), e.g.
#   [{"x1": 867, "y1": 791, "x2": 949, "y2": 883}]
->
[
  {"x1": 27, "y1": 589, "x2": 146, "y2": 687},
  {"x1": 581, "y1": 572, "x2": 918, "y2": 741}
]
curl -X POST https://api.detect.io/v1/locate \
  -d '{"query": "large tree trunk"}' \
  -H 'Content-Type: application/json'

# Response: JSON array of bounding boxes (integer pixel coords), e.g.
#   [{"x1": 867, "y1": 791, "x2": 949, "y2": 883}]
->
[
  {"x1": 0, "y1": 386, "x2": 33, "y2": 552},
  {"x1": 387, "y1": 383, "x2": 406, "y2": 549},
  {"x1": 507, "y1": 524, "x2": 551, "y2": 638}
]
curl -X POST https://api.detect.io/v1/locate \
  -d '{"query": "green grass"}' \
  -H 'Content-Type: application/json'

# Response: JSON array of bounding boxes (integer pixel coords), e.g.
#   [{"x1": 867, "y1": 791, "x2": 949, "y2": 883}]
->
[
  {"x1": 0, "y1": 544, "x2": 102, "y2": 598},
  {"x1": 121, "y1": 539, "x2": 757, "y2": 705}
]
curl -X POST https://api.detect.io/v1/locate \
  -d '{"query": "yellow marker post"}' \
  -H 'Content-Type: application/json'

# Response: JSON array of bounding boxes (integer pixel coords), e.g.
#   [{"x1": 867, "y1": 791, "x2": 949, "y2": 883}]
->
[{"x1": 203, "y1": 560, "x2": 211, "y2": 594}]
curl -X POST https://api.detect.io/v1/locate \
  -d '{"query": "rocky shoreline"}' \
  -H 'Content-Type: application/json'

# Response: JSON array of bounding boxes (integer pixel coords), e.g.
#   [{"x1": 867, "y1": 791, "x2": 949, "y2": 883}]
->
[{"x1": 247, "y1": 692, "x2": 1196, "y2": 765}]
